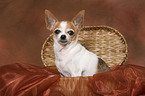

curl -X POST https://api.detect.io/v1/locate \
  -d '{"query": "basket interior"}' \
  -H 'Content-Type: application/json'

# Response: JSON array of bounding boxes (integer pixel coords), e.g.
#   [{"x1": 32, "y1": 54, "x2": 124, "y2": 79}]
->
[{"x1": 41, "y1": 26, "x2": 128, "y2": 69}]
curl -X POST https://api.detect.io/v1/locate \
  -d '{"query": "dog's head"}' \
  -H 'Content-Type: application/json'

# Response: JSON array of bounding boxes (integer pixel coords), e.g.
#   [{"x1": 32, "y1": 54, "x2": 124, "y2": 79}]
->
[{"x1": 45, "y1": 10, "x2": 85, "y2": 46}]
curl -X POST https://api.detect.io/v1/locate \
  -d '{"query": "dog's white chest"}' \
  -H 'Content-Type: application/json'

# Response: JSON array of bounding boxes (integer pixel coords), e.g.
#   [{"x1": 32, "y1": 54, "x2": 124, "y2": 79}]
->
[
  {"x1": 56, "y1": 59, "x2": 79, "y2": 77},
  {"x1": 54, "y1": 42, "x2": 98, "y2": 77},
  {"x1": 55, "y1": 47, "x2": 81, "y2": 77}
]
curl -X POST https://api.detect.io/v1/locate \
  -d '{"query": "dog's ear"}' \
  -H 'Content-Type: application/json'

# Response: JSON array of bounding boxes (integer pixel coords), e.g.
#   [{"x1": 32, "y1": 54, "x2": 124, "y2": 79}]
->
[
  {"x1": 45, "y1": 10, "x2": 58, "y2": 31},
  {"x1": 71, "y1": 10, "x2": 85, "y2": 30}
]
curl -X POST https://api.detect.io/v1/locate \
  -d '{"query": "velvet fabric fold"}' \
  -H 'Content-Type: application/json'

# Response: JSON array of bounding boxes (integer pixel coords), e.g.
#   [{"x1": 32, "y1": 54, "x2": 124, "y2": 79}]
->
[
  {"x1": 0, "y1": 63, "x2": 62, "y2": 96},
  {"x1": 89, "y1": 64, "x2": 145, "y2": 96}
]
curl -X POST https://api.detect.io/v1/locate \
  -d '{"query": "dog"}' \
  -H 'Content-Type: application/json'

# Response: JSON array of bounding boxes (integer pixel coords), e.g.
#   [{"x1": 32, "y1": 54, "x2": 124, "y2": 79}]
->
[{"x1": 45, "y1": 10, "x2": 111, "y2": 77}]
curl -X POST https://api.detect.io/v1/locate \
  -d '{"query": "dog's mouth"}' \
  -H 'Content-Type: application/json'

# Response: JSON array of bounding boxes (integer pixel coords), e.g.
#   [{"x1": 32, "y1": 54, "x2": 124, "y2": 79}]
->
[{"x1": 59, "y1": 40, "x2": 68, "y2": 44}]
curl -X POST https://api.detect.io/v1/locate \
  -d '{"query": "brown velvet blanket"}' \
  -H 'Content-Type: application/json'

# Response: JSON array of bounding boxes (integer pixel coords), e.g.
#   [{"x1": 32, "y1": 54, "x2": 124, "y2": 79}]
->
[
  {"x1": 0, "y1": 63, "x2": 61, "y2": 96},
  {"x1": 90, "y1": 64, "x2": 145, "y2": 96},
  {"x1": 0, "y1": 63, "x2": 145, "y2": 96}
]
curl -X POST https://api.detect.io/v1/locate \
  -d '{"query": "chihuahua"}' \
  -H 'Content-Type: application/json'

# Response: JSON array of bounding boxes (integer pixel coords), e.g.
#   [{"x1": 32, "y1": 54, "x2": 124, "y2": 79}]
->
[{"x1": 45, "y1": 10, "x2": 111, "y2": 77}]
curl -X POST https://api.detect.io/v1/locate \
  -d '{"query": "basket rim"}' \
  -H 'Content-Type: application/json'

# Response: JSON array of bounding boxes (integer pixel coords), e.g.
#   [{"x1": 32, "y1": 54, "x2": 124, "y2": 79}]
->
[{"x1": 41, "y1": 25, "x2": 128, "y2": 68}]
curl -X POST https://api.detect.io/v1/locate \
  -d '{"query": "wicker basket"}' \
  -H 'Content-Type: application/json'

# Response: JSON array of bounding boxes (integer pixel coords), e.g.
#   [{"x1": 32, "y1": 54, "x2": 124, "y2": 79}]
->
[{"x1": 41, "y1": 26, "x2": 128, "y2": 95}]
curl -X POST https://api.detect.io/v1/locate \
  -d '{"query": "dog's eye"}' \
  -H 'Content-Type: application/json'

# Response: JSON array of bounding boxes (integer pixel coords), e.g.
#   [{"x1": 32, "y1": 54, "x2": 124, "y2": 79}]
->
[
  {"x1": 54, "y1": 30, "x2": 61, "y2": 34},
  {"x1": 68, "y1": 31, "x2": 74, "y2": 35}
]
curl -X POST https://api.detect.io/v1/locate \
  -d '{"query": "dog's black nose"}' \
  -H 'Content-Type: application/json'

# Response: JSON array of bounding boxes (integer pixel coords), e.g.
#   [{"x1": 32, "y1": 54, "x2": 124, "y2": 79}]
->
[{"x1": 61, "y1": 35, "x2": 66, "y2": 40}]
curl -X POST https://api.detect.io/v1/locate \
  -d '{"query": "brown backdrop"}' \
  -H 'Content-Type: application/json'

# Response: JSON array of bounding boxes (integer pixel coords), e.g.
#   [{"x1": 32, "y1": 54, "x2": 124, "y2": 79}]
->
[{"x1": 0, "y1": 0, "x2": 145, "y2": 67}]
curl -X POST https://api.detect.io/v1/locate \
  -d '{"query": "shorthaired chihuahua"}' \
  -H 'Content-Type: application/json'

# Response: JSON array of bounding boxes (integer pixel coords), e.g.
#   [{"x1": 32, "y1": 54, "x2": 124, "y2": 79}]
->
[{"x1": 45, "y1": 10, "x2": 111, "y2": 77}]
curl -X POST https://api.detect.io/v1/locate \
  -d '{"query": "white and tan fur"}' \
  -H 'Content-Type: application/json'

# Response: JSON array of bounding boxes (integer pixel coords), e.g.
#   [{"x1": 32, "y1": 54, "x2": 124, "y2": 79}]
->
[{"x1": 45, "y1": 10, "x2": 110, "y2": 77}]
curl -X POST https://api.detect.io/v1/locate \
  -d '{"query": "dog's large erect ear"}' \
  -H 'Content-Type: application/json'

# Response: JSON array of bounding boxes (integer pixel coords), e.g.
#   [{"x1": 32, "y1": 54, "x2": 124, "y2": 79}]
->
[
  {"x1": 71, "y1": 10, "x2": 85, "y2": 30},
  {"x1": 45, "y1": 10, "x2": 58, "y2": 31}
]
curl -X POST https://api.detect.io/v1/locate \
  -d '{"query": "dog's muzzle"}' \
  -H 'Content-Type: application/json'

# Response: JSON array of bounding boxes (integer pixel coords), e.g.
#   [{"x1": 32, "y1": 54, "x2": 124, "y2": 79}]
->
[
  {"x1": 59, "y1": 35, "x2": 68, "y2": 44},
  {"x1": 60, "y1": 35, "x2": 66, "y2": 40},
  {"x1": 60, "y1": 40, "x2": 67, "y2": 43}
]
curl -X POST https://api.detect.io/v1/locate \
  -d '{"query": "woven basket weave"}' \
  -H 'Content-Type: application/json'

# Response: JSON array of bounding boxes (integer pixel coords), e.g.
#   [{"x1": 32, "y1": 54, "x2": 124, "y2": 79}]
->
[
  {"x1": 41, "y1": 26, "x2": 128, "y2": 68},
  {"x1": 41, "y1": 26, "x2": 128, "y2": 95}
]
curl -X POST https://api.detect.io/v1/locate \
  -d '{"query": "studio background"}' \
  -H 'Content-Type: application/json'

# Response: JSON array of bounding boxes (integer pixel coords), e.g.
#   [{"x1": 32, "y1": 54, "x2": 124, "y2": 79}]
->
[{"x1": 0, "y1": 0, "x2": 145, "y2": 67}]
